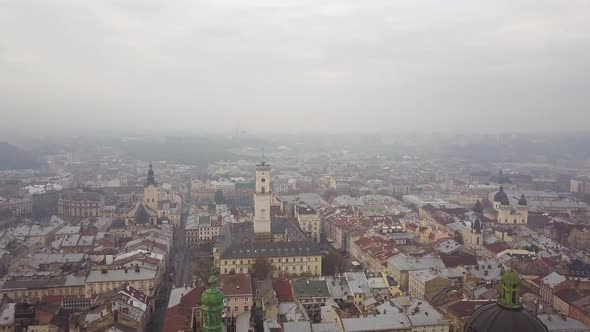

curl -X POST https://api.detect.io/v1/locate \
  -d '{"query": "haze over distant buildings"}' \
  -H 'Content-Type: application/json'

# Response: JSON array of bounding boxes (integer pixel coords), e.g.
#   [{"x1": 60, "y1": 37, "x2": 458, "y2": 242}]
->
[{"x1": 1, "y1": 0, "x2": 590, "y2": 135}]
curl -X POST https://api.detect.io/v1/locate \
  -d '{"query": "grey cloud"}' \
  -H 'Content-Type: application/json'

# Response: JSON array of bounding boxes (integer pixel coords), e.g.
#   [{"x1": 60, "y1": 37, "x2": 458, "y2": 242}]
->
[{"x1": 0, "y1": 0, "x2": 589, "y2": 135}]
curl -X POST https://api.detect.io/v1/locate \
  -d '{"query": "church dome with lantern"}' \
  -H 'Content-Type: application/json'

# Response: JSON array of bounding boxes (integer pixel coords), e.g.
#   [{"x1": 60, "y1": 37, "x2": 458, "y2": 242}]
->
[
  {"x1": 200, "y1": 268, "x2": 225, "y2": 332},
  {"x1": 464, "y1": 271, "x2": 548, "y2": 332}
]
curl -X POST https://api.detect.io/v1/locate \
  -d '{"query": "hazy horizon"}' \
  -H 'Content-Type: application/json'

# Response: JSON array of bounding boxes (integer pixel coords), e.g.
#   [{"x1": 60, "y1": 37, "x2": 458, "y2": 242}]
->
[{"x1": 1, "y1": 0, "x2": 589, "y2": 135}]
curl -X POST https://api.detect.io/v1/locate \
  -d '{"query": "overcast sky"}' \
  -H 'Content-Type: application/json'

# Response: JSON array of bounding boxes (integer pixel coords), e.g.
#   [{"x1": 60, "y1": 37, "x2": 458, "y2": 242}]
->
[{"x1": 1, "y1": 0, "x2": 589, "y2": 136}]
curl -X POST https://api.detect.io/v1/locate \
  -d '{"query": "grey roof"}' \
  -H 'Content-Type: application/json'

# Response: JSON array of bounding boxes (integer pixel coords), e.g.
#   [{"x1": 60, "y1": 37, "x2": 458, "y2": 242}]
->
[
  {"x1": 387, "y1": 254, "x2": 445, "y2": 272},
  {"x1": 541, "y1": 272, "x2": 567, "y2": 288},
  {"x1": 2, "y1": 274, "x2": 85, "y2": 291},
  {"x1": 278, "y1": 193, "x2": 328, "y2": 210},
  {"x1": 342, "y1": 315, "x2": 411, "y2": 331},
  {"x1": 29, "y1": 253, "x2": 85, "y2": 267},
  {"x1": 292, "y1": 279, "x2": 330, "y2": 298},
  {"x1": 283, "y1": 321, "x2": 312, "y2": 332},
  {"x1": 86, "y1": 268, "x2": 156, "y2": 283},
  {"x1": 344, "y1": 272, "x2": 371, "y2": 296},
  {"x1": 375, "y1": 297, "x2": 447, "y2": 328},
  {"x1": 61, "y1": 234, "x2": 81, "y2": 247},
  {"x1": 219, "y1": 221, "x2": 320, "y2": 259},
  {"x1": 312, "y1": 322, "x2": 340, "y2": 332},
  {"x1": 537, "y1": 314, "x2": 589, "y2": 331},
  {"x1": 62, "y1": 190, "x2": 101, "y2": 201},
  {"x1": 325, "y1": 276, "x2": 352, "y2": 300},
  {"x1": 221, "y1": 241, "x2": 321, "y2": 259},
  {"x1": 56, "y1": 225, "x2": 81, "y2": 235}
]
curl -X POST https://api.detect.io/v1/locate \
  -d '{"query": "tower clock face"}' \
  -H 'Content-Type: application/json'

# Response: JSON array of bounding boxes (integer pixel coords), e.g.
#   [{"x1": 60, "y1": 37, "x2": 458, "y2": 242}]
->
[{"x1": 261, "y1": 178, "x2": 266, "y2": 182}]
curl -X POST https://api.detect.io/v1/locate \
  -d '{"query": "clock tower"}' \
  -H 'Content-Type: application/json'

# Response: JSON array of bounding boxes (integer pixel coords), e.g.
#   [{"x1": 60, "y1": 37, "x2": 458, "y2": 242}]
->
[{"x1": 254, "y1": 161, "x2": 272, "y2": 241}]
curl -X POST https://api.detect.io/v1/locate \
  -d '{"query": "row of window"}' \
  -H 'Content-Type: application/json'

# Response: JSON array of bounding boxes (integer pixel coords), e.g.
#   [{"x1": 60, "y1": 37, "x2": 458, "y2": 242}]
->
[
  {"x1": 10, "y1": 287, "x2": 84, "y2": 298},
  {"x1": 226, "y1": 306, "x2": 249, "y2": 313},
  {"x1": 228, "y1": 297, "x2": 249, "y2": 302},
  {"x1": 223, "y1": 256, "x2": 319, "y2": 265}
]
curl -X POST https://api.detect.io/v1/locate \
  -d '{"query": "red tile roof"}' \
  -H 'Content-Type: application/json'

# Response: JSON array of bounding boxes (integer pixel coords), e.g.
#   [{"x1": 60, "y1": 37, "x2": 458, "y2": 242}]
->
[
  {"x1": 484, "y1": 242, "x2": 511, "y2": 254},
  {"x1": 217, "y1": 273, "x2": 253, "y2": 296},
  {"x1": 162, "y1": 286, "x2": 203, "y2": 332},
  {"x1": 272, "y1": 279, "x2": 294, "y2": 302}
]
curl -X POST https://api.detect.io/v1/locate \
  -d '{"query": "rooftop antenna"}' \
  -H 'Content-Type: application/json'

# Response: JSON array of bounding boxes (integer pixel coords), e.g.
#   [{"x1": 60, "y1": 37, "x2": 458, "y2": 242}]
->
[{"x1": 261, "y1": 148, "x2": 265, "y2": 165}]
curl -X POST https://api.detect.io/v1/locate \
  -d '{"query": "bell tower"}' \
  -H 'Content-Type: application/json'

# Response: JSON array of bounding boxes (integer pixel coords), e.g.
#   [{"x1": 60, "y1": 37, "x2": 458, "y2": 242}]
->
[
  {"x1": 498, "y1": 270, "x2": 522, "y2": 309},
  {"x1": 470, "y1": 217, "x2": 483, "y2": 248},
  {"x1": 254, "y1": 160, "x2": 272, "y2": 241},
  {"x1": 144, "y1": 162, "x2": 159, "y2": 211},
  {"x1": 200, "y1": 267, "x2": 224, "y2": 332}
]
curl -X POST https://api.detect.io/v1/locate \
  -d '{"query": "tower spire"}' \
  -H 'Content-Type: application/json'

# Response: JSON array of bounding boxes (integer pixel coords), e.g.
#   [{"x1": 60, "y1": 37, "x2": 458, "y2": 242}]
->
[{"x1": 146, "y1": 161, "x2": 157, "y2": 187}]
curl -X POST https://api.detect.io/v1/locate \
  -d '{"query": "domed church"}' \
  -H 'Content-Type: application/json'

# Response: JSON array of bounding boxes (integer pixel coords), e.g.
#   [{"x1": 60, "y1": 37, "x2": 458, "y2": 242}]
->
[
  {"x1": 464, "y1": 271, "x2": 548, "y2": 332},
  {"x1": 492, "y1": 186, "x2": 528, "y2": 225}
]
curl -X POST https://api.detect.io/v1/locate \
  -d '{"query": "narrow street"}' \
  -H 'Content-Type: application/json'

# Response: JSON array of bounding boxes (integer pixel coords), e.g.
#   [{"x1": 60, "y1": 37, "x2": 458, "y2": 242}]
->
[{"x1": 146, "y1": 189, "x2": 192, "y2": 331}]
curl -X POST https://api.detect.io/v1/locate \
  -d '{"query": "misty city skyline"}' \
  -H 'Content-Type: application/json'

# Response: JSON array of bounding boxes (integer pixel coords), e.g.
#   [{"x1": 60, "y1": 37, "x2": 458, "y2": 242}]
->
[{"x1": 1, "y1": 0, "x2": 589, "y2": 135}]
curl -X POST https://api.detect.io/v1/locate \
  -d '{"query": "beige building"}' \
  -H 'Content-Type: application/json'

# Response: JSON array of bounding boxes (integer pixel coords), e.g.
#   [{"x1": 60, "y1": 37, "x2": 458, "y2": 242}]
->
[
  {"x1": 185, "y1": 215, "x2": 221, "y2": 248},
  {"x1": 58, "y1": 190, "x2": 102, "y2": 220},
  {"x1": 219, "y1": 246, "x2": 322, "y2": 277},
  {"x1": 296, "y1": 206, "x2": 321, "y2": 243},
  {"x1": 8, "y1": 196, "x2": 32, "y2": 216},
  {"x1": 27, "y1": 325, "x2": 59, "y2": 332},
  {"x1": 408, "y1": 269, "x2": 452, "y2": 300},
  {"x1": 85, "y1": 266, "x2": 157, "y2": 297},
  {"x1": 1, "y1": 275, "x2": 86, "y2": 302}
]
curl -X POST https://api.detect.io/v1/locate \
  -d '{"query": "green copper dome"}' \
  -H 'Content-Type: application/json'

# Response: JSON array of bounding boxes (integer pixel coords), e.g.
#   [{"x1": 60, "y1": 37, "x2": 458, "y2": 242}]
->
[
  {"x1": 201, "y1": 275, "x2": 224, "y2": 309},
  {"x1": 200, "y1": 270, "x2": 225, "y2": 332},
  {"x1": 498, "y1": 270, "x2": 522, "y2": 309},
  {"x1": 464, "y1": 270, "x2": 549, "y2": 332}
]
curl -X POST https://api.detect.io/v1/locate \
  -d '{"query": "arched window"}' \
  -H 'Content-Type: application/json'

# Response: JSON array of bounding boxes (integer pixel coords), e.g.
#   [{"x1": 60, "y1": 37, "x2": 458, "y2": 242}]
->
[{"x1": 512, "y1": 291, "x2": 517, "y2": 303}]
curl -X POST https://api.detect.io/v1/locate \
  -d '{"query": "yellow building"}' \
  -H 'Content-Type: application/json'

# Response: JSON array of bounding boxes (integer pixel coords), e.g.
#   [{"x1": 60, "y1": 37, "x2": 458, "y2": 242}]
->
[
  {"x1": 1, "y1": 275, "x2": 86, "y2": 302},
  {"x1": 85, "y1": 266, "x2": 157, "y2": 297},
  {"x1": 219, "y1": 249, "x2": 322, "y2": 276}
]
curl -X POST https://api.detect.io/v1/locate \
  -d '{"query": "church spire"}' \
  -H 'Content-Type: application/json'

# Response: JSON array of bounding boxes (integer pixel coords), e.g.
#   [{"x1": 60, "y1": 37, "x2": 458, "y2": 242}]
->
[{"x1": 146, "y1": 161, "x2": 157, "y2": 187}]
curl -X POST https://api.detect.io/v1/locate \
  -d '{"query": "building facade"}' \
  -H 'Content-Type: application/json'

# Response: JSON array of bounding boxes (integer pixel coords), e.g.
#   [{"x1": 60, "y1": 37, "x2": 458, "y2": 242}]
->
[
  {"x1": 85, "y1": 267, "x2": 157, "y2": 297},
  {"x1": 58, "y1": 190, "x2": 102, "y2": 220},
  {"x1": 297, "y1": 207, "x2": 320, "y2": 243}
]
